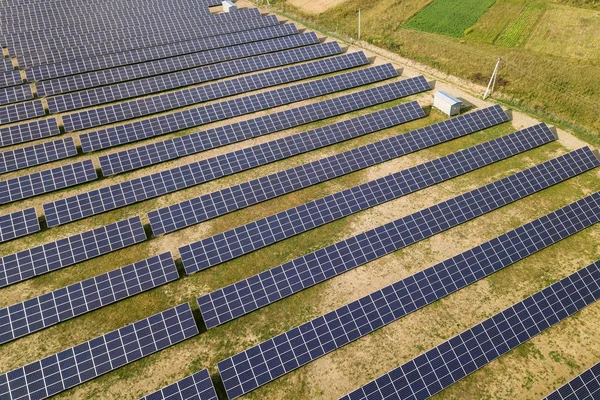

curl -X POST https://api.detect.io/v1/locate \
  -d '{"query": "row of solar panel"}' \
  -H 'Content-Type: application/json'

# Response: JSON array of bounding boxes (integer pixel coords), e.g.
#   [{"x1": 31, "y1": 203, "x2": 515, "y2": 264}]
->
[
  {"x1": 48, "y1": 40, "x2": 339, "y2": 113},
  {"x1": 216, "y1": 153, "x2": 600, "y2": 399},
  {"x1": 544, "y1": 362, "x2": 600, "y2": 400},
  {"x1": 0, "y1": 70, "x2": 23, "y2": 88},
  {"x1": 0, "y1": 58, "x2": 13, "y2": 73},
  {"x1": 5, "y1": 8, "x2": 262, "y2": 56},
  {"x1": 0, "y1": 84, "x2": 32, "y2": 106}
]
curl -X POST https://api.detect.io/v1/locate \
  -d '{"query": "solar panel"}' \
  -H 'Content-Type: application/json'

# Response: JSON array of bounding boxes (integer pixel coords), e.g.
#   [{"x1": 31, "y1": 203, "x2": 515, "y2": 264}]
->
[
  {"x1": 26, "y1": 24, "x2": 299, "y2": 81},
  {"x1": 75, "y1": 62, "x2": 395, "y2": 149},
  {"x1": 100, "y1": 81, "x2": 425, "y2": 177},
  {"x1": 0, "y1": 216, "x2": 147, "y2": 288},
  {"x1": 0, "y1": 70, "x2": 22, "y2": 88},
  {"x1": 0, "y1": 118, "x2": 61, "y2": 148},
  {"x1": 0, "y1": 208, "x2": 39, "y2": 244},
  {"x1": 182, "y1": 124, "x2": 556, "y2": 272},
  {"x1": 218, "y1": 189, "x2": 600, "y2": 399},
  {"x1": 48, "y1": 41, "x2": 340, "y2": 114},
  {"x1": 39, "y1": 33, "x2": 321, "y2": 98},
  {"x1": 544, "y1": 362, "x2": 600, "y2": 400},
  {"x1": 0, "y1": 99, "x2": 45, "y2": 125},
  {"x1": 0, "y1": 83, "x2": 33, "y2": 106},
  {"x1": 0, "y1": 303, "x2": 198, "y2": 400},
  {"x1": 0, "y1": 137, "x2": 77, "y2": 174},
  {"x1": 18, "y1": 16, "x2": 281, "y2": 68},
  {"x1": 341, "y1": 257, "x2": 600, "y2": 400},
  {"x1": 140, "y1": 369, "x2": 218, "y2": 400},
  {"x1": 0, "y1": 252, "x2": 178, "y2": 345},
  {"x1": 149, "y1": 105, "x2": 508, "y2": 238},
  {"x1": 197, "y1": 148, "x2": 600, "y2": 330},
  {"x1": 44, "y1": 79, "x2": 427, "y2": 228},
  {"x1": 0, "y1": 159, "x2": 97, "y2": 205},
  {"x1": 0, "y1": 58, "x2": 13, "y2": 73},
  {"x1": 67, "y1": 50, "x2": 370, "y2": 133}
]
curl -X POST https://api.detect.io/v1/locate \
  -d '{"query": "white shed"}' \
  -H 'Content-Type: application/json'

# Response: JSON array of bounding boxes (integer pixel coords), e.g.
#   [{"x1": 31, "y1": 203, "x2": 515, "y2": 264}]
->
[
  {"x1": 433, "y1": 91, "x2": 462, "y2": 116},
  {"x1": 222, "y1": 0, "x2": 237, "y2": 12}
]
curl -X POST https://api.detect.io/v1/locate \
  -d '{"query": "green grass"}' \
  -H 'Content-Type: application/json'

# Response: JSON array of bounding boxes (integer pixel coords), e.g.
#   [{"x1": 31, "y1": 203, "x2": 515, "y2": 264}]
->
[
  {"x1": 405, "y1": 0, "x2": 497, "y2": 37},
  {"x1": 496, "y1": 1, "x2": 547, "y2": 47}
]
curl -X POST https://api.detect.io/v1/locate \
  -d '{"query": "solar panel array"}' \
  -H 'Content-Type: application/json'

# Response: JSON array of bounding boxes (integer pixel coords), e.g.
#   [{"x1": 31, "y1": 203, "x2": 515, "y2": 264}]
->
[
  {"x1": 0, "y1": 99, "x2": 45, "y2": 125},
  {"x1": 217, "y1": 188, "x2": 600, "y2": 399},
  {"x1": 0, "y1": 303, "x2": 199, "y2": 400},
  {"x1": 43, "y1": 78, "x2": 428, "y2": 228},
  {"x1": 341, "y1": 257, "x2": 600, "y2": 400},
  {"x1": 66, "y1": 50, "x2": 372, "y2": 134},
  {"x1": 101, "y1": 80, "x2": 425, "y2": 176},
  {"x1": 0, "y1": 252, "x2": 178, "y2": 345},
  {"x1": 149, "y1": 105, "x2": 507, "y2": 238},
  {"x1": 0, "y1": 137, "x2": 77, "y2": 174},
  {"x1": 197, "y1": 148, "x2": 600, "y2": 329},
  {"x1": 0, "y1": 159, "x2": 97, "y2": 205},
  {"x1": 0, "y1": 70, "x2": 22, "y2": 89},
  {"x1": 0, "y1": 84, "x2": 33, "y2": 105},
  {"x1": 0, "y1": 118, "x2": 61, "y2": 148},
  {"x1": 38, "y1": 32, "x2": 320, "y2": 97},
  {"x1": 182, "y1": 123, "x2": 556, "y2": 273},
  {"x1": 0, "y1": 58, "x2": 13, "y2": 73},
  {"x1": 140, "y1": 369, "x2": 218, "y2": 400},
  {"x1": 0, "y1": 208, "x2": 39, "y2": 244},
  {"x1": 544, "y1": 362, "x2": 600, "y2": 400},
  {"x1": 0, "y1": 216, "x2": 147, "y2": 288},
  {"x1": 26, "y1": 24, "x2": 299, "y2": 81},
  {"x1": 49, "y1": 41, "x2": 341, "y2": 114}
]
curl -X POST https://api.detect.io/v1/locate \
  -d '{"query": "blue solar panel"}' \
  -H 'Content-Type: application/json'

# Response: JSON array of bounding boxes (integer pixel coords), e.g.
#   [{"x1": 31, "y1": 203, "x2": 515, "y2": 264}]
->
[
  {"x1": 0, "y1": 208, "x2": 39, "y2": 244},
  {"x1": 0, "y1": 216, "x2": 147, "y2": 288},
  {"x1": 197, "y1": 147, "x2": 600, "y2": 330},
  {"x1": 44, "y1": 77, "x2": 427, "y2": 228},
  {"x1": 341, "y1": 257, "x2": 600, "y2": 400},
  {"x1": 0, "y1": 252, "x2": 178, "y2": 345},
  {"x1": 0, "y1": 70, "x2": 22, "y2": 88},
  {"x1": 48, "y1": 40, "x2": 341, "y2": 114},
  {"x1": 0, "y1": 99, "x2": 45, "y2": 125},
  {"x1": 0, "y1": 58, "x2": 12, "y2": 73},
  {"x1": 71, "y1": 59, "x2": 392, "y2": 146},
  {"x1": 0, "y1": 159, "x2": 97, "y2": 205},
  {"x1": 66, "y1": 50, "x2": 370, "y2": 133},
  {"x1": 0, "y1": 303, "x2": 198, "y2": 400},
  {"x1": 150, "y1": 105, "x2": 508, "y2": 238},
  {"x1": 100, "y1": 81, "x2": 424, "y2": 176},
  {"x1": 0, "y1": 137, "x2": 77, "y2": 174},
  {"x1": 140, "y1": 369, "x2": 218, "y2": 400},
  {"x1": 218, "y1": 189, "x2": 600, "y2": 399},
  {"x1": 183, "y1": 124, "x2": 556, "y2": 273},
  {"x1": 0, "y1": 84, "x2": 33, "y2": 106},
  {"x1": 544, "y1": 362, "x2": 600, "y2": 400},
  {"x1": 39, "y1": 33, "x2": 320, "y2": 98},
  {"x1": 27, "y1": 24, "x2": 299, "y2": 81},
  {"x1": 0, "y1": 118, "x2": 61, "y2": 148}
]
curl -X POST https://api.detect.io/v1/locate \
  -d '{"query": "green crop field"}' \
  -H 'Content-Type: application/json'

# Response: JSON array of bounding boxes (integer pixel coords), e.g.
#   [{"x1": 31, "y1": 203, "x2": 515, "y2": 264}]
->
[
  {"x1": 496, "y1": 1, "x2": 547, "y2": 47},
  {"x1": 404, "y1": 0, "x2": 497, "y2": 37}
]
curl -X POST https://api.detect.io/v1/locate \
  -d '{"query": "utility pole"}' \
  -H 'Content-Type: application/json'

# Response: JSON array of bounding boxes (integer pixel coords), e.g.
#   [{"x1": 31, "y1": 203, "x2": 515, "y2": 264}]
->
[
  {"x1": 357, "y1": 9, "x2": 361, "y2": 41},
  {"x1": 483, "y1": 57, "x2": 502, "y2": 100}
]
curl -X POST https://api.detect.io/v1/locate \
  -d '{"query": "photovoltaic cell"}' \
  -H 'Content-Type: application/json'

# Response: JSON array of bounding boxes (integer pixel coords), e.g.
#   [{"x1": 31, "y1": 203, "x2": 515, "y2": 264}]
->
[
  {"x1": 0, "y1": 137, "x2": 78, "y2": 174},
  {"x1": 26, "y1": 24, "x2": 299, "y2": 81},
  {"x1": 100, "y1": 81, "x2": 424, "y2": 176},
  {"x1": 0, "y1": 84, "x2": 33, "y2": 106},
  {"x1": 218, "y1": 189, "x2": 600, "y2": 399},
  {"x1": 0, "y1": 208, "x2": 39, "y2": 244},
  {"x1": 544, "y1": 362, "x2": 600, "y2": 400},
  {"x1": 44, "y1": 77, "x2": 427, "y2": 228},
  {"x1": 0, "y1": 216, "x2": 147, "y2": 288},
  {"x1": 184, "y1": 124, "x2": 556, "y2": 273},
  {"x1": 140, "y1": 369, "x2": 218, "y2": 400},
  {"x1": 0, "y1": 252, "x2": 178, "y2": 345},
  {"x1": 67, "y1": 50, "x2": 370, "y2": 133},
  {"x1": 0, "y1": 58, "x2": 13, "y2": 73},
  {"x1": 0, "y1": 159, "x2": 97, "y2": 205},
  {"x1": 0, "y1": 99, "x2": 45, "y2": 125},
  {"x1": 75, "y1": 62, "x2": 396, "y2": 149},
  {"x1": 48, "y1": 40, "x2": 341, "y2": 114},
  {"x1": 0, "y1": 70, "x2": 22, "y2": 89},
  {"x1": 341, "y1": 257, "x2": 600, "y2": 400},
  {"x1": 39, "y1": 33, "x2": 320, "y2": 98},
  {"x1": 150, "y1": 105, "x2": 508, "y2": 238},
  {"x1": 0, "y1": 118, "x2": 61, "y2": 148},
  {"x1": 0, "y1": 303, "x2": 198, "y2": 400},
  {"x1": 197, "y1": 148, "x2": 600, "y2": 330}
]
